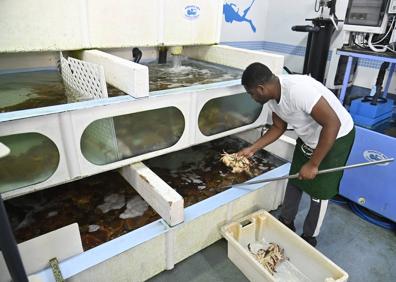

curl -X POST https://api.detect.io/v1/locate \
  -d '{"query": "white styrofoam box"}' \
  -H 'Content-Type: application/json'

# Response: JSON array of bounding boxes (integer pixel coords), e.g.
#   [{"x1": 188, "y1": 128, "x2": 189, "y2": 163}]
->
[
  {"x1": 183, "y1": 45, "x2": 284, "y2": 74},
  {"x1": 87, "y1": 0, "x2": 159, "y2": 48},
  {"x1": 162, "y1": 0, "x2": 223, "y2": 46},
  {"x1": 79, "y1": 50, "x2": 149, "y2": 98},
  {"x1": 221, "y1": 210, "x2": 348, "y2": 282},
  {"x1": 0, "y1": 0, "x2": 86, "y2": 52}
]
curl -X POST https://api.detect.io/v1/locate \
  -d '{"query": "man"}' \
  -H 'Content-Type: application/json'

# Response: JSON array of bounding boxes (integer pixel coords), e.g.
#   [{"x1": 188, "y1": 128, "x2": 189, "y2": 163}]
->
[{"x1": 238, "y1": 62, "x2": 355, "y2": 247}]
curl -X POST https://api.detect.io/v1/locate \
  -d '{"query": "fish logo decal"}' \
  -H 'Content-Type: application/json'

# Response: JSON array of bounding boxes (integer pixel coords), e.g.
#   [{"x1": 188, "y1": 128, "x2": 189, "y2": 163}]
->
[
  {"x1": 185, "y1": 5, "x2": 200, "y2": 20},
  {"x1": 363, "y1": 150, "x2": 390, "y2": 166}
]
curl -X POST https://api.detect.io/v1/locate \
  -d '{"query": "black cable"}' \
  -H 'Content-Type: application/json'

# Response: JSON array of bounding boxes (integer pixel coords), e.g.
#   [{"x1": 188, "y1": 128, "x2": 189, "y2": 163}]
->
[{"x1": 283, "y1": 66, "x2": 293, "y2": 74}]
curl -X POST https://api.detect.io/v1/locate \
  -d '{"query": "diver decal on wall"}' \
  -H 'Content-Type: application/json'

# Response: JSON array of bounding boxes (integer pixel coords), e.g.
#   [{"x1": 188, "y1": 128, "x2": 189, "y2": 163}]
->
[{"x1": 223, "y1": 0, "x2": 256, "y2": 32}]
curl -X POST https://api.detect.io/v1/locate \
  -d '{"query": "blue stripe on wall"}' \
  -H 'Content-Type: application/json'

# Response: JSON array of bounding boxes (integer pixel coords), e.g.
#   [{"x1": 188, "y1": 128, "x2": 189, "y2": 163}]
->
[
  {"x1": 221, "y1": 40, "x2": 331, "y2": 61},
  {"x1": 221, "y1": 41, "x2": 382, "y2": 69},
  {"x1": 221, "y1": 41, "x2": 307, "y2": 56}
]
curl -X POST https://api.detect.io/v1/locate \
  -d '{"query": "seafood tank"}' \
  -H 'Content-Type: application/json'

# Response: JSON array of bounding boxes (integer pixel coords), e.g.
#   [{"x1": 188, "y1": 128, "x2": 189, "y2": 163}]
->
[
  {"x1": 0, "y1": 133, "x2": 60, "y2": 194},
  {"x1": 0, "y1": 57, "x2": 245, "y2": 194},
  {"x1": 4, "y1": 136, "x2": 285, "y2": 250},
  {"x1": 144, "y1": 136, "x2": 286, "y2": 207},
  {"x1": 0, "y1": 58, "x2": 242, "y2": 113},
  {"x1": 1, "y1": 92, "x2": 262, "y2": 195},
  {"x1": 0, "y1": 70, "x2": 66, "y2": 113},
  {"x1": 5, "y1": 171, "x2": 160, "y2": 251},
  {"x1": 147, "y1": 58, "x2": 242, "y2": 92}
]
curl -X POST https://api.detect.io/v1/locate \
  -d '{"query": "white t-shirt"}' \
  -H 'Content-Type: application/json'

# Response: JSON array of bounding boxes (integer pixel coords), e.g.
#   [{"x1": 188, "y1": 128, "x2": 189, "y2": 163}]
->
[{"x1": 267, "y1": 75, "x2": 354, "y2": 148}]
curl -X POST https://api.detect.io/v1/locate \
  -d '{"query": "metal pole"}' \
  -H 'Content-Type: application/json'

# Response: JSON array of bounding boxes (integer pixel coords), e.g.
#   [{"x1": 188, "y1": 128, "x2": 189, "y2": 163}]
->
[
  {"x1": 0, "y1": 195, "x2": 28, "y2": 282},
  {"x1": 383, "y1": 63, "x2": 395, "y2": 98},
  {"x1": 228, "y1": 158, "x2": 394, "y2": 189},
  {"x1": 339, "y1": 56, "x2": 353, "y2": 104}
]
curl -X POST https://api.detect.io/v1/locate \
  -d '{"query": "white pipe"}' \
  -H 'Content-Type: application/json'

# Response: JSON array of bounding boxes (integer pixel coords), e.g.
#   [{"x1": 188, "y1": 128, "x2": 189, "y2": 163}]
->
[
  {"x1": 368, "y1": 33, "x2": 387, "y2": 52},
  {"x1": 330, "y1": 15, "x2": 338, "y2": 31}
]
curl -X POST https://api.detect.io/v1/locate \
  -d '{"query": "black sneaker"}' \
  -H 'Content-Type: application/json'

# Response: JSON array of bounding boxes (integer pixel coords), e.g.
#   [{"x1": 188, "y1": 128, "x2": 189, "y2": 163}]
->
[
  {"x1": 278, "y1": 216, "x2": 296, "y2": 232},
  {"x1": 301, "y1": 234, "x2": 317, "y2": 247}
]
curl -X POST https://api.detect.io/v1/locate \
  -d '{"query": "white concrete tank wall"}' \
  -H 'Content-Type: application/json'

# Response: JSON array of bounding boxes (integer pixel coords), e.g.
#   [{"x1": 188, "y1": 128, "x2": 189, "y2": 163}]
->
[
  {"x1": 162, "y1": 0, "x2": 223, "y2": 46},
  {"x1": 0, "y1": 0, "x2": 223, "y2": 52},
  {"x1": 0, "y1": 0, "x2": 86, "y2": 52},
  {"x1": 87, "y1": 0, "x2": 160, "y2": 48}
]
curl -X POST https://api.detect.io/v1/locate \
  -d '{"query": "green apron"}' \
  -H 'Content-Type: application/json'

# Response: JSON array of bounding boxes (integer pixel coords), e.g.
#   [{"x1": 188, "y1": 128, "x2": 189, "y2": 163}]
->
[{"x1": 289, "y1": 127, "x2": 355, "y2": 200}]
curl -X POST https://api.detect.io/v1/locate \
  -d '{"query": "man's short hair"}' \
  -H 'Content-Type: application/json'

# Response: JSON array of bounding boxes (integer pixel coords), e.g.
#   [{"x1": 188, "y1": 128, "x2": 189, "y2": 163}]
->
[{"x1": 241, "y1": 62, "x2": 274, "y2": 89}]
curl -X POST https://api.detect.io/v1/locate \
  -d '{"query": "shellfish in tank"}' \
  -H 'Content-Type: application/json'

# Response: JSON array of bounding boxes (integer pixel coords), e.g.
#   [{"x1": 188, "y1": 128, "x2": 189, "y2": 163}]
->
[{"x1": 220, "y1": 151, "x2": 252, "y2": 175}]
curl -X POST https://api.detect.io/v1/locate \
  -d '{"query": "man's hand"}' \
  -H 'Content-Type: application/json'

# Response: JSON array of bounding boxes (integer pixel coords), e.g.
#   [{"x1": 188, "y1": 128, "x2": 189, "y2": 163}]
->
[
  {"x1": 237, "y1": 146, "x2": 256, "y2": 158},
  {"x1": 298, "y1": 162, "x2": 319, "y2": 180}
]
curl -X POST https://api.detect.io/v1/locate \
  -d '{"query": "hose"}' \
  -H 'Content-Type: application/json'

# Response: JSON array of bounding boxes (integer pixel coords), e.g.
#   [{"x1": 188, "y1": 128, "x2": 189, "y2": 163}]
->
[
  {"x1": 349, "y1": 202, "x2": 396, "y2": 230},
  {"x1": 132, "y1": 48, "x2": 143, "y2": 63},
  {"x1": 330, "y1": 195, "x2": 349, "y2": 205}
]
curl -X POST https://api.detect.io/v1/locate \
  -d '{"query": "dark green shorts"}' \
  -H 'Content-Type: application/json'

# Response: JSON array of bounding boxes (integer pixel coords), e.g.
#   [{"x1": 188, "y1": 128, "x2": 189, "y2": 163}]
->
[{"x1": 289, "y1": 127, "x2": 355, "y2": 200}]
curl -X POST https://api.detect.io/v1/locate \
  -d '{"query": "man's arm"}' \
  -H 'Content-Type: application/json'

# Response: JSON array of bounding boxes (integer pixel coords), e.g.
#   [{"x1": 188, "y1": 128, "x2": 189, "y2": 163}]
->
[
  {"x1": 238, "y1": 112, "x2": 287, "y2": 157},
  {"x1": 299, "y1": 97, "x2": 341, "y2": 180}
]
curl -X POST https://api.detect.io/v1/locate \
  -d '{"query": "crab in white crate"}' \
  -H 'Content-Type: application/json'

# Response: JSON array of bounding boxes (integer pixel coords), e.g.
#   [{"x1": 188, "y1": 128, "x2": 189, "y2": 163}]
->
[{"x1": 248, "y1": 242, "x2": 288, "y2": 276}]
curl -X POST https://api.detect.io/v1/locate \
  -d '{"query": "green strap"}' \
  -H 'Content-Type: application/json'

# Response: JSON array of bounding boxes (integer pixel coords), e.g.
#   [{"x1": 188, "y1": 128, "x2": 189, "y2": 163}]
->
[{"x1": 49, "y1": 258, "x2": 64, "y2": 282}]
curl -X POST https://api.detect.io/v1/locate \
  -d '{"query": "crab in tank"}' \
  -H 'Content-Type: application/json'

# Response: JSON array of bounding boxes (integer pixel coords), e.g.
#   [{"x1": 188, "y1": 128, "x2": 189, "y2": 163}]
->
[{"x1": 220, "y1": 151, "x2": 252, "y2": 175}]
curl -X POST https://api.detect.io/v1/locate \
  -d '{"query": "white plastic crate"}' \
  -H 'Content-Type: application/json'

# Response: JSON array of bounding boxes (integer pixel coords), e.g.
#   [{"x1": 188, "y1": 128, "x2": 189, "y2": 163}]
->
[{"x1": 221, "y1": 210, "x2": 348, "y2": 282}]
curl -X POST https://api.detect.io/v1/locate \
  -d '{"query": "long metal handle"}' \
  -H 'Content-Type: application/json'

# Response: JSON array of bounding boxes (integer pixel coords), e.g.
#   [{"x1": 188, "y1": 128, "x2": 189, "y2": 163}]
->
[{"x1": 231, "y1": 158, "x2": 394, "y2": 188}]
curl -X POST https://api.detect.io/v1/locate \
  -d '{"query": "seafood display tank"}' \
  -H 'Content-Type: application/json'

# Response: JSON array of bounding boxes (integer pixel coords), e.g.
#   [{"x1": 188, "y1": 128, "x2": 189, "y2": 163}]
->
[
  {"x1": 0, "y1": 1, "x2": 292, "y2": 281},
  {"x1": 5, "y1": 137, "x2": 286, "y2": 252},
  {"x1": 0, "y1": 47, "x2": 291, "y2": 281}
]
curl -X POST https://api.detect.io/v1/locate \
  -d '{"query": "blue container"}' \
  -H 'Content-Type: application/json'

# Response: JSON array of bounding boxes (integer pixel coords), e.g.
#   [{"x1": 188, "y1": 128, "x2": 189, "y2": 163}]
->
[{"x1": 349, "y1": 98, "x2": 393, "y2": 127}]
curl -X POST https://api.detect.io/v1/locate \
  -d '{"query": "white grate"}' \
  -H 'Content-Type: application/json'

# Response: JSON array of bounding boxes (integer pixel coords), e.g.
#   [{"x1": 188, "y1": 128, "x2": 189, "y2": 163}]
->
[
  {"x1": 60, "y1": 53, "x2": 119, "y2": 162},
  {"x1": 61, "y1": 55, "x2": 108, "y2": 102},
  {"x1": 83, "y1": 118, "x2": 122, "y2": 164}
]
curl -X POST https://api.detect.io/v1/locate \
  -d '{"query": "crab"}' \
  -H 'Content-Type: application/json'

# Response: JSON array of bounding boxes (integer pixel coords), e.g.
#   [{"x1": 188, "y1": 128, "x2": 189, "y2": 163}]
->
[
  {"x1": 220, "y1": 151, "x2": 252, "y2": 175},
  {"x1": 248, "y1": 242, "x2": 288, "y2": 275}
]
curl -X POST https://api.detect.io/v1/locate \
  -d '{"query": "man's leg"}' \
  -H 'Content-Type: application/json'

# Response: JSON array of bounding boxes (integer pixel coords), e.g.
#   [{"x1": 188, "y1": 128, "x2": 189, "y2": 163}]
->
[
  {"x1": 279, "y1": 182, "x2": 303, "y2": 231},
  {"x1": 301, "y1": 197, "x2": 329, "y2": 247}
]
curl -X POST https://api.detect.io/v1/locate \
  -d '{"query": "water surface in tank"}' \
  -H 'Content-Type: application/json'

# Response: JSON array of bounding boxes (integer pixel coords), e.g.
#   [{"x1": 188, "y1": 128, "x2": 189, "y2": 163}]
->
[{"x1": 0, "y1": 59, "x2": 242, "y2": 112}]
